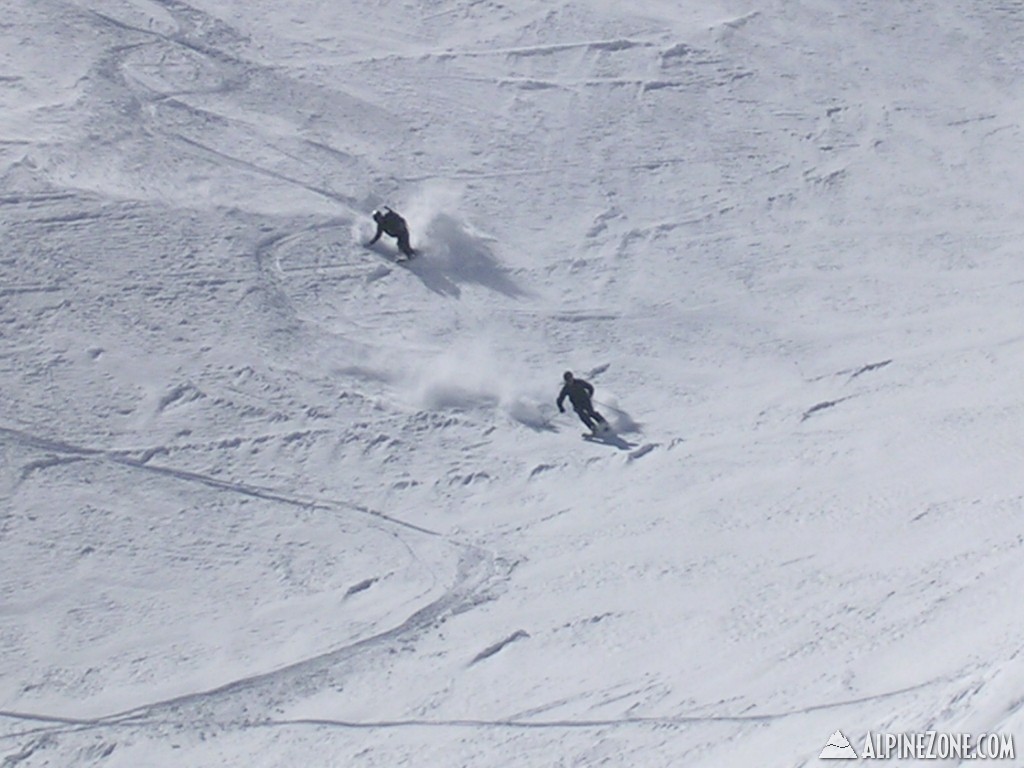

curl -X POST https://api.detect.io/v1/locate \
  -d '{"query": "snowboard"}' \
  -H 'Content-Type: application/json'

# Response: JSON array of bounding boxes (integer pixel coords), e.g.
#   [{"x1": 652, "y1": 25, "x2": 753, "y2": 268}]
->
[{"x1": 364, "y1": 241, "x2": 418, "y2": 264}]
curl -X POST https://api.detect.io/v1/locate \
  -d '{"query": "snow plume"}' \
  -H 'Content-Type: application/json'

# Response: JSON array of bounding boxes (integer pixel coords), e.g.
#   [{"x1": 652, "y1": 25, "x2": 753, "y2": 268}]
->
[
  {"x1": 402, "y1": 180, "x2": 464, "y2": 241},
  {"x1": 594, "y1": 393, "x2": 641, "y2": 434},
  {"x1": 412, "y1": 342, "x2": 501, "y2": 411},
  {"x1": 407, "y1": 340, "x2": 554, "y2": 429},
  {"x1": 396, "y1": 183, "x2": 525, "y2": 298},
  {"x1": 431, "y1": 215, "x2": 525, "y2": 296}
]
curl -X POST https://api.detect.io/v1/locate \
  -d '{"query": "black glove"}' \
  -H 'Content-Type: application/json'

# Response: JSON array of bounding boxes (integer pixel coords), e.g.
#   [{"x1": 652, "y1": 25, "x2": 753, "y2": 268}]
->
[{"x1": 558, "y1": 406, "x2": 565, "y2": 413}]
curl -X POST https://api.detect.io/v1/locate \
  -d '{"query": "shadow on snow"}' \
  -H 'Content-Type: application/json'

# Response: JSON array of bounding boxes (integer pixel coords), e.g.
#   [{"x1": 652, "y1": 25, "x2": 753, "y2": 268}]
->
[{"x1": 371, "y1": 214, "x2": 527, "y2": 299}]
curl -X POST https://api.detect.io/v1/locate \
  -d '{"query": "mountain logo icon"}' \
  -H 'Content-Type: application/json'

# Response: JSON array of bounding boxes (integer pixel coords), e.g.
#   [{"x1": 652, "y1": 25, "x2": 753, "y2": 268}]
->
[{"x1": 819, "y1": 730, "x2": 859, "y2": 759}]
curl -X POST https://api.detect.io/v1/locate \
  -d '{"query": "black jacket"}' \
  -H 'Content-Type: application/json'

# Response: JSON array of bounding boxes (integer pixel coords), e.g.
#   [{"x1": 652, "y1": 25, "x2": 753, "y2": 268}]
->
[
  {"x1": 370, "y1": 208, "x2": 408, "y2": 242},
  {"x1": 557, "y1": 378, "x2": 594, "y2": 411}
]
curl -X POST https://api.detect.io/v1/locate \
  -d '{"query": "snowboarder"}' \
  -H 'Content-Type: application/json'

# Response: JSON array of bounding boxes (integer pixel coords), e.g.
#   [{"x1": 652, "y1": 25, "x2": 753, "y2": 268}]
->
[
  {"x1": 368, "y1": 207, "x2": 415, "y2": 258},
  {"x1": 557, "y1": 371, "x2": 608, "y2": 433}
]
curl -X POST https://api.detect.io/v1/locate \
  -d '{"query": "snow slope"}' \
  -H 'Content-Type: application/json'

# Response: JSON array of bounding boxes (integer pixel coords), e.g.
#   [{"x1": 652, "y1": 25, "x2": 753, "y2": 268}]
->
[{"x1": 3, "y1": 1, "x2": 1024, "y2": 765}]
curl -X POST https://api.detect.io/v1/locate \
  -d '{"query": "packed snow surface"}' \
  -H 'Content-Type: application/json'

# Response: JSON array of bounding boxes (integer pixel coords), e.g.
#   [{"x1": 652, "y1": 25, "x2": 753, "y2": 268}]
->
[{"x1": 3, "y1": 1, "x2": 1024, "y2": 766}]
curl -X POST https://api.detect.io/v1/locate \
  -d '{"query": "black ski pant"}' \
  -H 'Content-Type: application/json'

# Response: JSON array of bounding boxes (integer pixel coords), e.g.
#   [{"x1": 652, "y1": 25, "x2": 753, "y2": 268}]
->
[
  {"x1": 574, "y1": 403, "x2": 605, "y2": 430},
  {"x1": 396, "y1": 228, "x2": 414, "y2": 257}
]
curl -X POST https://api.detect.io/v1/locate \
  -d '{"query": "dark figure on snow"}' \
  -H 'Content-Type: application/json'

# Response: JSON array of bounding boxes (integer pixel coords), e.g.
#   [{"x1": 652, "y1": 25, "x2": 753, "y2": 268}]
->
[
  {"x1": 368, "y1": 207, "x2": 415, "y2": 258},
  {"x1": 557, "y1": 371, "x2": 607, "y2": 432}
]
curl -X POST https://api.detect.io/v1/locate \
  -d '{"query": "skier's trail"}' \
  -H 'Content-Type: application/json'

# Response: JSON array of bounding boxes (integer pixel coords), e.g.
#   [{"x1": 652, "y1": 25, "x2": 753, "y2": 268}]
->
[
  {"x1": 0, "y1": 423, "x2": 507, "y2": 739},
  {"x1": 0, "y1": 545, "x2": 489, "y2": 739}
]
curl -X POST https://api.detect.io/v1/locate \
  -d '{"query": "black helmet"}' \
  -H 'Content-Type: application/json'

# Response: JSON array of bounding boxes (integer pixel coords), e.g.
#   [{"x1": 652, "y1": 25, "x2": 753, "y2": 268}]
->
[
  {"x1": 372, "y1": 209, "x2": 383, "y2": 221},
  {"x1": 563, "y1": 370, "x2": 574, "y2": 382}
]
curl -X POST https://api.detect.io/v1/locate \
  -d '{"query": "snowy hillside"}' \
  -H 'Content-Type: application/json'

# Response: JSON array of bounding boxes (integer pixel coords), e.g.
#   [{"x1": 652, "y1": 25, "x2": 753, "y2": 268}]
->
[{"x1": 4, "y1": 0, "x2": 1024, "y2": 765}]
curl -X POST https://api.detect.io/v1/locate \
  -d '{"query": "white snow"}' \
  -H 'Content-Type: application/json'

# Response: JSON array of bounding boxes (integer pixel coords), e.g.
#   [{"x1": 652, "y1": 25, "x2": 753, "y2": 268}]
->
[{"x1": 3, "y1": 0, "x2": 1024, "y2": 765}]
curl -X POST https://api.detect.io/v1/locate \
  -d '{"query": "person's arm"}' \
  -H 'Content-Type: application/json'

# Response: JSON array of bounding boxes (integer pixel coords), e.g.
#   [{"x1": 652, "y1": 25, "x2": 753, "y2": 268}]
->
[
  {"x1": 367, "y1": 221, "x2": 383, "y2": 245},
  {"x1": 581, "y1": 380, "x2": 594, "y2": 396},
  {"x1": 556, "y1": 386, "x2": 568, "y2": 412}
]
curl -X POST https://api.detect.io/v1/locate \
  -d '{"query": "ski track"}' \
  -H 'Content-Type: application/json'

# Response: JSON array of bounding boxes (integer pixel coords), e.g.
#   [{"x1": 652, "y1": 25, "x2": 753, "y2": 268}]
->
[
  {"x1": 0, "y1": 424, "x2": 504, "y2": 741},
  {"x1": 51, "y1": 0, "x2": 382, "y2": 215},
  {"x1": 0, "y1": 675, "x2": 948, "y2": 738}
]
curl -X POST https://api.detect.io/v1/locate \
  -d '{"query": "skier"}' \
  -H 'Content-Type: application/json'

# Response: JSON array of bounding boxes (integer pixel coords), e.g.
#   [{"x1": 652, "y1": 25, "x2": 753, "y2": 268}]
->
[
  {"x1": 557, "y1": 371, "x2": 608, "y2": 433},
  {"x1": 368, "y1": 207, "x2": 415, "y2": 258}
]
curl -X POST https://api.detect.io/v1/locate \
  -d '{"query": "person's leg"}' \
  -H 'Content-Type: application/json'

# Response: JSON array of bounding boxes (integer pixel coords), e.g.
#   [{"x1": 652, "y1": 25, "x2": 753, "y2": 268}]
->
[
  {"x1": 397, "y1": 229, "x2": 414, "y2": 257},
  {"x1": 575, "y1": 408, "x2": 596, "y2": 431},
  {"x1": 582, "y1": 402, "x2": 606, "y2": 424}
]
